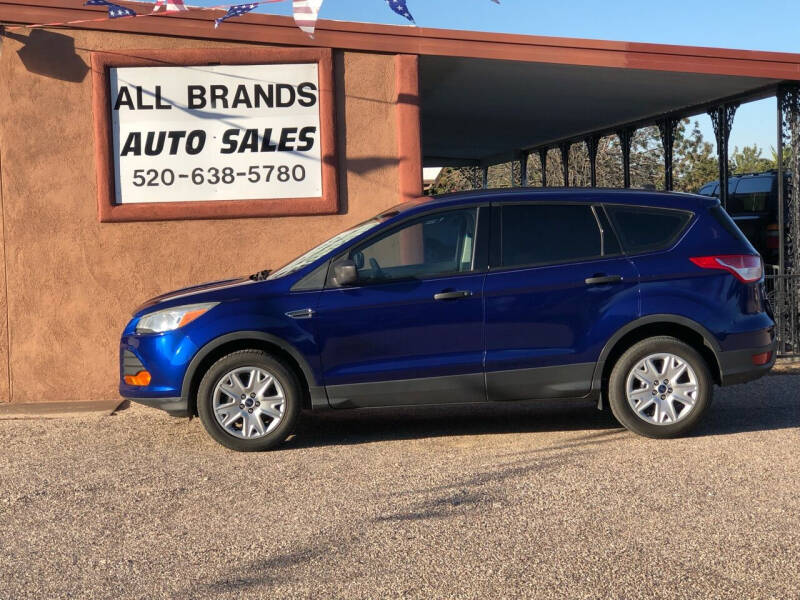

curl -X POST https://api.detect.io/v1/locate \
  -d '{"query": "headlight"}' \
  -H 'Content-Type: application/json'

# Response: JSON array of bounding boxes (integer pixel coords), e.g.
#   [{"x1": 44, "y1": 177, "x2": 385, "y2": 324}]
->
[{"x1": 135, "y1": 302, "x2": 218, "y2": 334}]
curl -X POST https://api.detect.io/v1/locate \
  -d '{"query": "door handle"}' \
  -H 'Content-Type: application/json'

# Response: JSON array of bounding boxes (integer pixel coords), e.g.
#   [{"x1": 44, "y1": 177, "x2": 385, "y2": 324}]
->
[
  {"x1": 434, "y1": 290, "x2": 473, "y2": 301},
  {"x1": 285, "y1": 308, "x2": 315, "y2": 319},
  {"x1": 585, "y1": 275, "x2": 623, "y2": 285}
]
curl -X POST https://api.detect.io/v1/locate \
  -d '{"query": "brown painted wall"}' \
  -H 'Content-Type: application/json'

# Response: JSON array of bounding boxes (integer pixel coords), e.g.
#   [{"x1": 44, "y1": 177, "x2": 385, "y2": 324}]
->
[
  {"x1": 0, "y1": 120, "x2": 8, "y2": 403},
  {"x1": 0, "y1": 29, "x2": 403, "y2": 403}
]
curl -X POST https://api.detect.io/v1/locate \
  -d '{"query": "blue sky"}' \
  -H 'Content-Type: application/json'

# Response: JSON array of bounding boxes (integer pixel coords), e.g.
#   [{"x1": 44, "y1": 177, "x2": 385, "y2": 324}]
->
[
  {"x1": 238, "y1": 0, "x2": 799, "y2": 51},
  {"x1": 205, "y1": 0, "x2": 800, "y2": 153}
]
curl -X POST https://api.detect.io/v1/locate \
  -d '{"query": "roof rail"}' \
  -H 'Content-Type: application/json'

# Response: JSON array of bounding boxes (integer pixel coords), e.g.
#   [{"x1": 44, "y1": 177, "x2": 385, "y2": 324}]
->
[{"x1": 735, "y1": 170, "x2": 777, "y2": 177}]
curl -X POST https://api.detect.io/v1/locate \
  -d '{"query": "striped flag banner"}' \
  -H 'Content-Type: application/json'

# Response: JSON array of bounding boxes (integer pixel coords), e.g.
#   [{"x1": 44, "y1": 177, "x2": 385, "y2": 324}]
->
[
  {"x1": 152, "y1": 0, "x2": 188, "y2": 12},
  {"x1": 293, "y1": 0, "x2": 324, "y2": 37}
]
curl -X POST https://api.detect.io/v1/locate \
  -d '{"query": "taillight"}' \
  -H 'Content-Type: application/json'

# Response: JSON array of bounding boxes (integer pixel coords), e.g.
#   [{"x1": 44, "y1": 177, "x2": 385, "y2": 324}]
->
[
  {"x1": 751, "y1": 351, "x2": 772, "y2": 366},
  {"x1": 689, "y1": 255, "x2": 763, "y2": 283}
]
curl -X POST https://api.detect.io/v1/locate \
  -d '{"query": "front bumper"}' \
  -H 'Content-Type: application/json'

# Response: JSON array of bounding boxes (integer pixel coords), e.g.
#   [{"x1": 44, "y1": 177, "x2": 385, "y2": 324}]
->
[
  {"x1": 119, "y1": 334, "x2": 195, "y2": 417},
  {"x1": 119, "y1": 331, "x2": 198, "y2": 401},
  {"x1": 124, "y1": 396, "x2": 189, "y2": 417},
  {"x1": 718, "y1": 340, "x2": 777, "y2": 386}
]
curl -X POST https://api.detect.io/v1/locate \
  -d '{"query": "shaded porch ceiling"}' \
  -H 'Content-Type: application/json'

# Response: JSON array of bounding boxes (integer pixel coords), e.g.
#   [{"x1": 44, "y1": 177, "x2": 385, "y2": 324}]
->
[{"x1": 419, "y1": 55, "x2": 778, "y2": 166}]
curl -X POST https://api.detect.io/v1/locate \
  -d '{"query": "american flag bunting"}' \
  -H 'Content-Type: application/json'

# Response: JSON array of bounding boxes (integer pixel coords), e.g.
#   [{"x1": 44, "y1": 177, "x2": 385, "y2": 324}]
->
[
  {"x1": 293, "y1": 0, "x2": 324, "y2": 37},
  {"x1": 386, "y1": 0, "x2": 499, "y2": 25},
  {"x1": 152, "y1": 0, "x2": 188, "y2": 12},
  {"x1": 214, "y1": 2, "x2": 259, "y2": 28},
  {"x1": 386, "y1": 0, "x2": 414, "y2": 23},
  {"x1": 85, "y1": 0, "x2": 137, "y2": 18}
]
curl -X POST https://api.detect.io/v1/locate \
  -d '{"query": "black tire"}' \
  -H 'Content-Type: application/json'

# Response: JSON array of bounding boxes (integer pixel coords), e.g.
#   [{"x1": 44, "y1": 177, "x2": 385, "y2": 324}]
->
[
  {"x1": 197, "y1": 349, "x2": 301, "y2": 452},
  {"x1": 608, "y1": 336, "x2": 712, "y2": 439}
]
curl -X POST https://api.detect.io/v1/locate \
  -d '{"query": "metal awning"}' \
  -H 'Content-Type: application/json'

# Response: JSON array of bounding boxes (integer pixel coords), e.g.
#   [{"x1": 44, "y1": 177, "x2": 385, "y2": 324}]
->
[{"x1": 419, "y1": 55, "x2": 777, "y2": 165}]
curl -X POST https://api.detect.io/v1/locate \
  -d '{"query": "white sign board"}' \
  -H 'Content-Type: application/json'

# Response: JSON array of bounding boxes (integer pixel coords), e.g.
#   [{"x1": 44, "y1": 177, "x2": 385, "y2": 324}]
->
[{"x1": 109, "y1": 63, "x2": 322, "y2": 204}]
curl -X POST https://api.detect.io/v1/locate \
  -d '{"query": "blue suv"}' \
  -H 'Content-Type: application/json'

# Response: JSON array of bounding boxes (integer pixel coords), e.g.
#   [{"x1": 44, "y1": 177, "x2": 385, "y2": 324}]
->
[{"x1": 120, "y1": 189, "x2": 776, "y2": 451}]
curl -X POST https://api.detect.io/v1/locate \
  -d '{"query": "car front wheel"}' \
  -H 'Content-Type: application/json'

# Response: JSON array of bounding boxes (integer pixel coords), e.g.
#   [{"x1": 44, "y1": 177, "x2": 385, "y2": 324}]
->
[
  {"x1": 608, "y1": 336, "x2": 712, "y2": 438},
  {"x1": 197, "y1": 349, "x2": 301, "y2": 451}
]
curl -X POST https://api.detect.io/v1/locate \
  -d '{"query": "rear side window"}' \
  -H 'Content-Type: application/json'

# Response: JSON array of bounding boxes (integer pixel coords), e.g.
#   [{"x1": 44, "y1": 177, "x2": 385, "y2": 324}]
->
[
  {"x1": 728, "y1": 176, "x2": 773, "y2": 213},
  {"x1": 501, "y1": 204, "x2": 604, "y2": 267},
  {"x1": 710, "y1": 206, "x2": 752, "y2": 247},
  {"x1": 605, "y1": 205, "x2": 692, "y2": 254}
]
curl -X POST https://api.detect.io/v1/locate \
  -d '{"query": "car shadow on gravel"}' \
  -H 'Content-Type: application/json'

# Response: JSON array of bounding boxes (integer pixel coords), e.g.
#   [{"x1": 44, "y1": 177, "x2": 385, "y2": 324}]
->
[
  {"x1": 284, "y1": 375, "x2": 800, "y2": 449},
  {"x1": 285, "y1": 398, "x2": 623, "y2": 450},
  {"x1": 690, "y1": 376, "x2": 800, "y2": 437}
]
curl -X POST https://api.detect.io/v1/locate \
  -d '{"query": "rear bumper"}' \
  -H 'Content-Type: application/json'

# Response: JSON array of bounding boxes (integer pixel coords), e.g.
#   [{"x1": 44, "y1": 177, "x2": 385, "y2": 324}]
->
[
  {"x1": 718, "y1": 341, "x2": 777, "y2": 386},
  {"x1": 124, "y1": 396, "x2": 189, "y2": 417}
]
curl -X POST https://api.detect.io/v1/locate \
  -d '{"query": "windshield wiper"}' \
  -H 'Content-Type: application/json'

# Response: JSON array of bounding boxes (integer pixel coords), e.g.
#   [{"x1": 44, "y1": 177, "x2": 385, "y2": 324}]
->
[{"x1": 249, "y1": 269, "x2": 271, "y2": 282}]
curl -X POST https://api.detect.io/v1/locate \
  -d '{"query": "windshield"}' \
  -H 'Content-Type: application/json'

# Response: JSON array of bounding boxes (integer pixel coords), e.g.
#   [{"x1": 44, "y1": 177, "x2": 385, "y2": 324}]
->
[{"x1": 266, "y1": 218, "x2": 382, "y2": 280}]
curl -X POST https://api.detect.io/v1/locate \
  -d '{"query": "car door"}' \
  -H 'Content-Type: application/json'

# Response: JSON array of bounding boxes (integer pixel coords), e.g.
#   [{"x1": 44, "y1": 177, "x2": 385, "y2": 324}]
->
[
  {"x1": 484, "y1": 201, "x2": 639, "y2": 401},
  {"x1": 315, "y1": 205, "x2": 489, "y2": 408}
]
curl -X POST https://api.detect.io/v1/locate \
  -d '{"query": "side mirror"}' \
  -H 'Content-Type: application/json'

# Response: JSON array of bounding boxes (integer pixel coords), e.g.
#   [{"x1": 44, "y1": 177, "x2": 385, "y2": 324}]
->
[{"x1": 333, "y1": 259, "x2": 358, "y2": 287}]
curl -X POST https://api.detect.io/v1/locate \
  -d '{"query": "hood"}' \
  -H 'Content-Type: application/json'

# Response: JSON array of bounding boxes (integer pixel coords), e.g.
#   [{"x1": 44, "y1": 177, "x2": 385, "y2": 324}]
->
[{"x1": 134, "y1": 276, "x2": 256, "y2": 315}]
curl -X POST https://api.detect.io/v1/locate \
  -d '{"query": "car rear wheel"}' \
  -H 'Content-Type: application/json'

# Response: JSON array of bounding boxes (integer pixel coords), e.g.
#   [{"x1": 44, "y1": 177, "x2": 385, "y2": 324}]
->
[
  {"x1": 608, "y1": 336, "x2": 712, "y2": 438},
  {"x1": 197, "y1": 350, "x2": 301, "y2": 451}
]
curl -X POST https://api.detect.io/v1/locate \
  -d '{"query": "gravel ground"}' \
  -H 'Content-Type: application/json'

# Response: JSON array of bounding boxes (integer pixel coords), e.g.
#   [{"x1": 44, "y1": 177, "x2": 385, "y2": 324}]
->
[{"x1": 1, "y1": 374, "x2": 799, "y2": 600}]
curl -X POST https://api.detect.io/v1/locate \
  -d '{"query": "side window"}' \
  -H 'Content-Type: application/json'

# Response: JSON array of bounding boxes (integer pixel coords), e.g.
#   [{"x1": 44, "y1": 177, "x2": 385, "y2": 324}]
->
[
  {"x1": 728, "y1": 176, "x2": 773, "y2": 213},
  {"x1": 351, "y1": 208, "x2": 477, "y2": 282},
  {"x1": 500, "y1": 204, "x2": 603, "y2": 268},
  {"x1": 698, "y1": 183, "x2": 715, "y2": 196},
  {"x1": 606, "y1": 205, "x2": 692, "y2": 254}
]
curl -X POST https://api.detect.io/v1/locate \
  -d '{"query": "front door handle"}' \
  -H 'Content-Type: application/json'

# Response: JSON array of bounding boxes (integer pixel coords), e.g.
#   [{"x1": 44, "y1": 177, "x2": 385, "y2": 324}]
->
[
  {"x1": 585, "y1": 275, "x2": 623, "y2": 285},
  {"x1": 434, "y1": 290, "x2": 473, "y2": 301}
]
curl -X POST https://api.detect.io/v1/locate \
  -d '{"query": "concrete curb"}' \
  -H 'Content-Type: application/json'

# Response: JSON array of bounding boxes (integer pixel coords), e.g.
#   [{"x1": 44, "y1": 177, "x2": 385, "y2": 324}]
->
[{"x1": 0, "y1": 399, "x2": 128, "y2": 420}]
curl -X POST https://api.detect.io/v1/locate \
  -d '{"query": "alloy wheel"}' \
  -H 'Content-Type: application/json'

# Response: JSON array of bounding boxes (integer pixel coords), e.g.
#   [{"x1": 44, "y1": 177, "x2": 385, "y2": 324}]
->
[
  {"x1": 625, "y1": 352, "x2": 699, "y2": 426},
  {"x1": 212, "y1": 367, "x2": 286, "y2": 439}
]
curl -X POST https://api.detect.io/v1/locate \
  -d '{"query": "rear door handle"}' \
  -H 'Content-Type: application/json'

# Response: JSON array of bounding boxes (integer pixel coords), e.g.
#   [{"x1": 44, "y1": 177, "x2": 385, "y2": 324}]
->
[
  {"x1": 434, "y1": 290, "x2": 473, "y2": 301},
  {"x1": 285, "y1": 308, "x2": 315, "y2": 319},
  {"x1": 585, "y1": 275, "x2": 623, "y2": 285}
]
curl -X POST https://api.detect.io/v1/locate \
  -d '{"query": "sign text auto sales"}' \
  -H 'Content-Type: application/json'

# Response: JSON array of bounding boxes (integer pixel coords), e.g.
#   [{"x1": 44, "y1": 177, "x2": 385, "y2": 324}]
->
[{"x1": 110, "y1": 63, "x2": 323, "y2": 204}]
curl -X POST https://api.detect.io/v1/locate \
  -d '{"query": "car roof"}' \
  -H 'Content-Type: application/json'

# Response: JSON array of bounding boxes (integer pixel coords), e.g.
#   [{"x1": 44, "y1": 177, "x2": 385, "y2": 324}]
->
[
  {"x1": 701, "y1": 171, "x2": 788, "y2": 187},
  {"x1": 394, "y1": 187, "x2": 718, "y2": 218}
]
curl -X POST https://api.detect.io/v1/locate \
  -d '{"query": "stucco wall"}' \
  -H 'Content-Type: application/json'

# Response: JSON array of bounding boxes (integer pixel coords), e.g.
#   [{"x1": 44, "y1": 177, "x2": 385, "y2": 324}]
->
[
  {"x1": 0, "y1": 121, "x2": 8, "y2": 403},
  {"x1": 0, "y1": 29, "x2": 401, "y2": 403}
]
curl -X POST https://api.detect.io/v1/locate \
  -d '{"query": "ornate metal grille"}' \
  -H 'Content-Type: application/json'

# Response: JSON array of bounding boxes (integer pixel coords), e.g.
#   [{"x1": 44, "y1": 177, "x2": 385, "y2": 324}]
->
[
  {"x1": 657, "y1": 117, "x2": 678, "y2": 191},
  {"x1": 779, "y1": 85, "x2": 800, "y2": 276},
  {"x1": 765, "y1": 272, "x2": 800, "y2": 357},
  {"x1": 708, "y1": 103, "x2": 739, "y2": 208},
  {"x1": 772, "y1": 84, "x2": 800, "y2": 356}
]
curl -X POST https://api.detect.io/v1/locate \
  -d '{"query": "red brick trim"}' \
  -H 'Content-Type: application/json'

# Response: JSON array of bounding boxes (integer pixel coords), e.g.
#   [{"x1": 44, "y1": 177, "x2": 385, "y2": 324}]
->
[
  {"x1": 395, "y1": 54, "x2": 422, "y2": 203},
  {"x1": 90, "y1": 46, "x2": 338, "y2": 222}
]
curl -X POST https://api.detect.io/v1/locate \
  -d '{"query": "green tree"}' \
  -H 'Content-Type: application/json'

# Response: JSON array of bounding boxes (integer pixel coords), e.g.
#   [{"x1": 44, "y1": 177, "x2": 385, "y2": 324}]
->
[
  {"x1": 429, "y1": 166, "x2": 482, "y2": 194},
  {"x1": 674, "y1": 119, "x2": 718, "y2": 192},
  {"x1": 730, "y1": 144, "x2": 775, "y2": 174},
  {"x1": 429, "y1": 118, "x2": 757, "y2": 195},
  {"x1": 630, "y1": 125, "x2": 665, "y2": 190}
]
